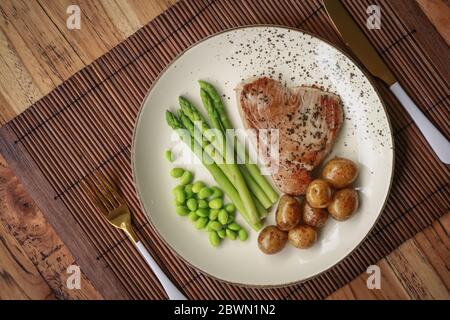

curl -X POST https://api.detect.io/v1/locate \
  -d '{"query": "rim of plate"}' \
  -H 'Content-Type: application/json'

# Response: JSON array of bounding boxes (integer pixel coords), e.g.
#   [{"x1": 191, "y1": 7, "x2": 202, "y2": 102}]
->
[{"x1": 131, "y1": 25, "x2": 395, "y2": 289}]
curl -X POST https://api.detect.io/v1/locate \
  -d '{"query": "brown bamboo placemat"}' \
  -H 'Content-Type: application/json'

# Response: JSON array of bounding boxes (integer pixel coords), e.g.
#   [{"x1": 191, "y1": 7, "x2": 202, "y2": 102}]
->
[{"x1": 0, "y1": 0, "x2": 448, "y2": 300}]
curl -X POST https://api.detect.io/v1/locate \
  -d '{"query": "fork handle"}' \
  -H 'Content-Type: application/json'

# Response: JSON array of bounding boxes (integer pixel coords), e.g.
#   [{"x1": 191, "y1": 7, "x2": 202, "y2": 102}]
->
[{"x1": 135, "y1": 241, "x2": 187, "y2": 300}]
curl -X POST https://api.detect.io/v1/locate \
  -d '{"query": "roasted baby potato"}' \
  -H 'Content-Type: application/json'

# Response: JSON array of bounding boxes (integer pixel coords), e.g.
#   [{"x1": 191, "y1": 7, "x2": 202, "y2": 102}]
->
[
  {"x1": 328, "y1": 188, "x2": 359, "y2": 221},
  {"x1": 321, "y1": 157, "x2": 359, "y2": 189},
  {"x1": 303, "y1": 202, "x2": 328, "y2": 228},
  {"x1": 276, "y1": 195, "x2": 302, "y2": 231},
  {"x1": 288, "y1": 225, "x2": 317, "y2": 249},
  {"x1": 258, "y1": 226, "x2": 288, "y2": 254},
  {"x1": 306, "y1": 179, "x2": 332, "y2": 208}
]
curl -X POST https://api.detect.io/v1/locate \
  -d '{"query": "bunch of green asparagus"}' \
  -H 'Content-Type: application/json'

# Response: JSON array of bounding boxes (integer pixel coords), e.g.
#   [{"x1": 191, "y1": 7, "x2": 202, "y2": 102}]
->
[{"x1": 166, "y1": 81, "x2": 278, "y2": 231}]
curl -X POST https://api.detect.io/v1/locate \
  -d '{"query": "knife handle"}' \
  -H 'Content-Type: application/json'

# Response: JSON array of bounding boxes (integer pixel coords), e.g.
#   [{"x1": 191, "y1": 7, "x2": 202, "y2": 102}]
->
[{"x1": 390, "y1": 82, "x2": 450, "y2": 164}]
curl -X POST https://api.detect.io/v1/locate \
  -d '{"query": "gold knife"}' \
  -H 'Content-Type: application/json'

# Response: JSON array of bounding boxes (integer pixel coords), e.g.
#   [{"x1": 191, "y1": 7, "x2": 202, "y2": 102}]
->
[{"x1": 323, "y1": 0, "x2": 450, "y2": 164}]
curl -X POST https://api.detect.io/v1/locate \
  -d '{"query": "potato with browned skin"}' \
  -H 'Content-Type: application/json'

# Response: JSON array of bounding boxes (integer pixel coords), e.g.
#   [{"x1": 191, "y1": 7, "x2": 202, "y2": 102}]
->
[
  {"x1": 328, "y1": 188, "x2": 359, "y2": 221},
  {"x1": 276, "y1": 195, "x2": 302, "y2": 231},
  {"x1": 321, "y1": 157, "x2": 359, "y2": 189},
  {"x1": 302, "y1": 202, "x2": 328, "y2": 228},
  {"x1": 306, "y1": 179, "x2": 332, "y2": 208},
  {"x1": 258, "y1": 226, "x2": 288, "y2": 254},
  {"x1": 288, "y1": 225, "x2": 317, "y2": 249}
]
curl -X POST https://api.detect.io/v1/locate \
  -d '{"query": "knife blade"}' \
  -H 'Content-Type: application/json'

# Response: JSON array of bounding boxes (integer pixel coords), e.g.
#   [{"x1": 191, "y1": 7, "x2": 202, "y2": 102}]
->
[
  {"x1": 323, "y1": 0, "x2": 396, "y2": 86},
  {"x1": 323, "y1": 0, "x2": 450, "y2": 164}
]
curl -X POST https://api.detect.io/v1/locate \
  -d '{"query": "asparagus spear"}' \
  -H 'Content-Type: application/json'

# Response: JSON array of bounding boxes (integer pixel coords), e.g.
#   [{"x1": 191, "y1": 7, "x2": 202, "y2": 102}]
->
[
  {"x1": 200, "y1": 89, "x2": 223, "y2": 133},
  {"x1": 199, "y1": 80, "x2": 279, "y2": 204},
  {"x1": 166, "y1": 111, "x2": 263, "y2": 231},
  {"x1": 254, "y1": 195, "x2": 267, "y2": 219},
  {"x1": 178, "y1": 111, "x2": 229, "y2": 175},
  {"x1": 239, "y1": 165, "x2": 272, "y2": 209},
  {"x1": 179, "y1": 96, "x2": 272, "y2": 209},
  {"x1": 178, "y1": 105, "x2": 267, "y2": 218},
  {"x1": 178, "y1": 110, "x2": 260, "y2": 225}
]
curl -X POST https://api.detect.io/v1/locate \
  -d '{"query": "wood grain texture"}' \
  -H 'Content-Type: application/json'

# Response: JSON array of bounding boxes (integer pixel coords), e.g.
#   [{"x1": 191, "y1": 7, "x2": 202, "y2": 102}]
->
[
  {"x1": 386, "y1": 235, "x2": 449, "y2": 300},
  {"x1": 327, "y1": 215, "x2": 450, "y2": 300},
  {"x1": 0, "y1": 155, "x2": 101, "y2": 299},
  {"x1": 0, "y1": 0, "x2": 83, "y2": 102},
  {"x1": 373, "y1": 216, "x2": 447, "y2": 300},
  {"x1": 0, "y1": 221, "x2": 54, "y2": 300},
  {"x1": 416, "y1": 0, "x2": 450, "y2": 45},
  {"x1": 0, "y1": 0, "x2": 448, "y2": 300},
  {"x1": 326, "y1": 260, "x2": 411, "y2": 300},
  {"x1": 414, "y1": 217, "x2": 450, "y2": 290}
]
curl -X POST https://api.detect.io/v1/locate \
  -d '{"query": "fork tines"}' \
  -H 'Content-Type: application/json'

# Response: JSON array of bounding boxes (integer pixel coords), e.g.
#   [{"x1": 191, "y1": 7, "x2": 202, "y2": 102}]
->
[{"x1": 81, "y1": 171, "x2": 122, "y2": 215}]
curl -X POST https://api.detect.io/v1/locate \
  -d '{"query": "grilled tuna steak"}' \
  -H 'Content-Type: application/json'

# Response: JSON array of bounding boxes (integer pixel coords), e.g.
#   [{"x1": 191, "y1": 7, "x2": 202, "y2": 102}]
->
[{"x1": 236, "y1": 77, "x2": 343, "y2": 195}]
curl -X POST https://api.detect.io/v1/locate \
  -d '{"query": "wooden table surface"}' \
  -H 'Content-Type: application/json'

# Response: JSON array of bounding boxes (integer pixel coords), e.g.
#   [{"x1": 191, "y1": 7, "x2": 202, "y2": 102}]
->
[{"x1": 0, "y1": 0, "x2": 448, "y2": 300}]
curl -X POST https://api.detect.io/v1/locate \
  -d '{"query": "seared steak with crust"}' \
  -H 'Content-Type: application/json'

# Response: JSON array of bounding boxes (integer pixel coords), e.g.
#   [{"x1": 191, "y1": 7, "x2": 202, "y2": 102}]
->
[{"x1": 236, "y1": 77, "x2": 343, "y2": 195}]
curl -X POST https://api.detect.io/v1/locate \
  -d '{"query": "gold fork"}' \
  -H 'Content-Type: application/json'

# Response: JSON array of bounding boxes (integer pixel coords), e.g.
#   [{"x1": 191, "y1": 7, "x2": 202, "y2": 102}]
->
[{"x1": 82, "y1": 172, "x2": 186, "y2": 300}]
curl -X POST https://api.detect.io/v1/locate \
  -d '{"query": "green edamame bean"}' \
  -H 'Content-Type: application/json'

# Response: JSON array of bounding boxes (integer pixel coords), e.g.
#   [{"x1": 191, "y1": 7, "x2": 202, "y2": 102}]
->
[
  {"x1": 210, "y1": 186, "x2": 224, "y2": 199},
  {"x1": 184, "y1": 184, "x2": 194, "y2": 198},
  {"x1": 176, "y1": 206, "x2": 189, "y2": 216},
  {"x1": 172, "y1": 185, "x2": 184, "y2": 194},
  {"x1": 224, "y1": 203, "x2": 236, "y2": 213},
  {"x1": 227, "y1": 213, "x2": 235, "y2": 224},
  {"x1": 186, "y1": 190, "x2": 194, "y2": 199},
  {"x1": 165, "y1": 150, "x2": 174, "y2": 162},
  {"x1": 226, "y1": 229, "x2": 237, "y2": 240},
  {"x1": 238, "y1": 229, "x2": 248, "y2": 241},
  {"x1": 227, "y1": 222, "x2": 241, "y2": 231},
  {"x1": 179, "y1": 170, "x2": 194, "y2": 185},
  {"x1": 198, "y1": 187, "x2": 213, "y2": 199},
  {"x1": 205, "y1": 221, "x2": 213, "y2": 232},
  {"x1": 192, "y1": 181, "x2": 205, "y2": 193},
  {"x1": 218, "y1": 209, "x2": 229, "y2": 225},
  {"x1": 208, "y1": 221, "x2": 222, "y2": 231},
  {"x1": 195, "y1": 217, "x2": 208, "y2": 229},
  {"x1": 173, "y1": 188, "x2": 185, "y2": 203},
  {"x1": 186, "y1": 198, "x2": 198, "y2": 211},
  {"x1": 209, "y1": 198, "x2": 223, "y2": 209},
  {"x1": 174, "y1": 198, "x2": 184, "y2": 206},
  {"x1": 188, "y1": 211, "x2": 199, "y2": 222},
  {"x1": 209, "y1": 209, "x2": 219, "y2": 221},
  {"x1": 196, "y1": 208, "x2": 209, "y2": 217},
  {"x1": 217, "y1": 229, "x2": 226, "y2": 239},
  {"x1": 170, "y1": 167, "x2": 184, "y2": 178},
  {"x1": 208, "y1": 231, "x2": 221, "y2": 247},
  {"x1": 198, "y1": 199, "x2": 208, "y2": 209}
]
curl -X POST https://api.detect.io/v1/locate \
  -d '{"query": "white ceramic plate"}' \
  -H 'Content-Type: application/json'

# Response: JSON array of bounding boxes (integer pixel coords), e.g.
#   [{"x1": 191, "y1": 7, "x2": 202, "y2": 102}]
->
[{"x1": 132, "y1": 26, "x2": 394, "y2": 287}]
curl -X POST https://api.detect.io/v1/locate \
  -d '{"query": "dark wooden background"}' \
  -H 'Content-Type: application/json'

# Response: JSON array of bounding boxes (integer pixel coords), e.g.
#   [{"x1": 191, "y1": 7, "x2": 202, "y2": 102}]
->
[{"x1": 0, "y1": 0, "x2": 448, "y2": 299}]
